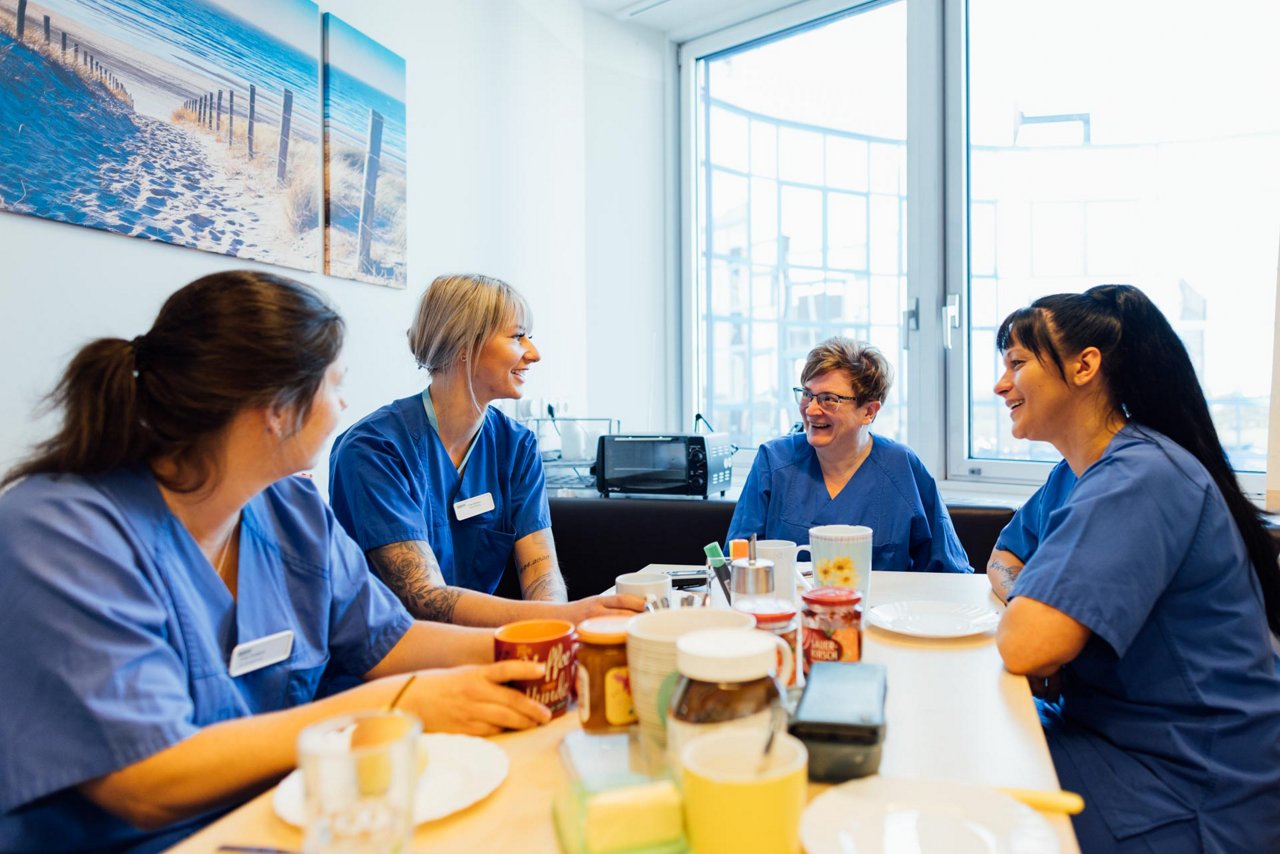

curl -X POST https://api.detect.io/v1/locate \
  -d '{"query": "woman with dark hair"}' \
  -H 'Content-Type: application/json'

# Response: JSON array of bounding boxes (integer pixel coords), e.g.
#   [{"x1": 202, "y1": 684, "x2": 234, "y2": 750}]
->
[
  {"x1": 727, "y1": 336, "x2": 969, "y2": 573},
  {"x1": 989, "y1": 284, "x2": 1280, "y2": 852},
  {"x1": 0, "y1": 272, "x2": 550, "y2": 852}
]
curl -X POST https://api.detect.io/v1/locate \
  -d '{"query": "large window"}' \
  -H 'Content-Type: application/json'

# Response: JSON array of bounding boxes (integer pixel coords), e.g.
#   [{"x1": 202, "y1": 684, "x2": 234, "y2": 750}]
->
[
  {"x1": 690, "y1": 1, "x2": 909, "y2": 451},
  {"x1": 684, "y1": 0, "x2": 1280, "y2": 490}
]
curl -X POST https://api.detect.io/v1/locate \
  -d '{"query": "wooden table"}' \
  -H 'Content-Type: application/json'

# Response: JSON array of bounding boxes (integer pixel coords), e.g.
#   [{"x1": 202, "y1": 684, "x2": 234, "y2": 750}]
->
[{"x1": 169, "y1": 571, "x2": 1079, "y2": 852}]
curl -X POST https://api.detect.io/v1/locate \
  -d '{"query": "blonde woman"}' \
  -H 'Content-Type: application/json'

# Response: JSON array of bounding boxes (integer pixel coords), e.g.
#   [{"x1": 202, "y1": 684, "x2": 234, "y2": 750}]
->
[{"x1": 329, "y1": 274, "x2": 641, "y2": 626}]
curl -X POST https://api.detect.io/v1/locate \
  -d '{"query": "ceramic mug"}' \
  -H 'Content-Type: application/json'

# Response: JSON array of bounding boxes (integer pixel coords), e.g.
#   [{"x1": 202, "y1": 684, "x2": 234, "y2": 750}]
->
[
  {"x1": 755, "y1": 540, "x2": 805, "y2": 603},
  {"x1": 615, "y1": 571, "x2": 673, "y2": 603},
  {"x1": 493, "y1": 619, "x2": 577, "y2": 718},
  {"x1": 681, "y1": 729, "x2": 808, "y2": 854},
  {"x1": 805, "y1": 524, "x2": 873, "y2": 596}
]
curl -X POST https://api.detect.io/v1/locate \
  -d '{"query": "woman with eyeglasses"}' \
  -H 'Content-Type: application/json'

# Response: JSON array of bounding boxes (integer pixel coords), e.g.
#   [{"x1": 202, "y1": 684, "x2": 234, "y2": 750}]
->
[
  {"x1": 989, "y1": 285, "x2": 1280, "y2": 852},
  {"x1": 726, "y1": 336, "x2": 970, "y2": 573}
]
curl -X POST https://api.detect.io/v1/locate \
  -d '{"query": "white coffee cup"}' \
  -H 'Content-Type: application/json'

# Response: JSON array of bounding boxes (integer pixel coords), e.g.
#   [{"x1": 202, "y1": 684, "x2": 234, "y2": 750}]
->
[
  {"x1": 616, "y1": 572, "x2": 673, "y2": 602},
  {"x1": 754, "y1": 540, "x2": 807, "y2": 603},
  {"x1": 806, "y1": 524, "x2": 873, "y2": 595}
]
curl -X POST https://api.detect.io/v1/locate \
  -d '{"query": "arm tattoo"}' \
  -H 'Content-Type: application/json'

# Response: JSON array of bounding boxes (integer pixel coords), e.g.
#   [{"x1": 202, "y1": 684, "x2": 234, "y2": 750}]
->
[
  {"x1": 519, "y1": 554, "x2": 568, "y2": 602},
  {"x1": 367, "y1": 540, "x2": 462, "y2": 623},
  {"x1": 988, "y1": 557, "x2": 1022, "y2": 594}
]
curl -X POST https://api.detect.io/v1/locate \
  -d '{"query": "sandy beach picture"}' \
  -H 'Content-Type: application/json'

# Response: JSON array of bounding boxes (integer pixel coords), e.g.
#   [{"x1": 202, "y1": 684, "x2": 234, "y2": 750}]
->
[
  {"x1": 0, "y1": 0, "x2": 322, "y2": 272},
  {"x1": 322, "y1": 13, "x2": 405, "y2": 288}
]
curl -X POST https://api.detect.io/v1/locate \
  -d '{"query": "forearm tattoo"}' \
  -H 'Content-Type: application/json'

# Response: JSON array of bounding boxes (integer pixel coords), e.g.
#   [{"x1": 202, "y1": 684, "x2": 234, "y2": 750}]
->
[
  {"x1": 988, "y1": 557, "x2": 1022, "y2": 595},
  {"x1": 520, "y1": 554, "x2": 568, "y2": 602},
  {"x1": 367, "y1": 541, "x2": 462, "y2": 623}
]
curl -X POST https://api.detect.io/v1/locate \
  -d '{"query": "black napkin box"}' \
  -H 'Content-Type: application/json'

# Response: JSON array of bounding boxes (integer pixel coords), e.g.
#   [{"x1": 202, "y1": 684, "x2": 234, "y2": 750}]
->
[{"x1": 788, "y1": 661, "x2": 887, "y2": 782}]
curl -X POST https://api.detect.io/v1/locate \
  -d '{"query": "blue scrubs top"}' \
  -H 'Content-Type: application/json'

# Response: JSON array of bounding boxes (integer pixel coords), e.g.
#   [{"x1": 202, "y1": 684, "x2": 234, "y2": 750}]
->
[
  {"x1": 1003, "y1": 424, "x2": 1280, "y2": 852},
  {"x1": 994, "y1": 461, "x2": 1077, "y2": 560},
  {"x1": 727, "y1": 433, "x2": 971, "y2": 573},
  {"x1": 328, "y1": 394, "x2": 552, "y2": 594},
  {"x1": 0, "y1": 467, "x2": 413, "y2": 852}
]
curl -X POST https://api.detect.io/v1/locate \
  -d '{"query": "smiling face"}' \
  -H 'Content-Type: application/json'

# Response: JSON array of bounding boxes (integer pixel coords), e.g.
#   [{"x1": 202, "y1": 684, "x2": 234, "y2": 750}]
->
[
  {"x1": 800, "y1": 370, "x2": 879, "y2": 454},
  {"x1": 993, "y1": 338, "x2": 1074, "y2": 444},
  {"x1": 471, "y1": 317, "x2": 540, "y2": 404}
]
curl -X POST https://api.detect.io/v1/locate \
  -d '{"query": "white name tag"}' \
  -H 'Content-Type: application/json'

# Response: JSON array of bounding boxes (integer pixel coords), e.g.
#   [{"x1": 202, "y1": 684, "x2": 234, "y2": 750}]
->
[
  {"x1": 454, "y1": 492, "x2": 496, "y2": 521},
  {"x1": 228, "y1": 629, "x2": 294, "y2": 678}
]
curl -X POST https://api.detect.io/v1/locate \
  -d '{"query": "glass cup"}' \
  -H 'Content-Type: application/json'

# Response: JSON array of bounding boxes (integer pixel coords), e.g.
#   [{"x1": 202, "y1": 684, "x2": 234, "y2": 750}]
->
[{"x1": 298, "y1": 710, "x2": 421, "y2": 853}]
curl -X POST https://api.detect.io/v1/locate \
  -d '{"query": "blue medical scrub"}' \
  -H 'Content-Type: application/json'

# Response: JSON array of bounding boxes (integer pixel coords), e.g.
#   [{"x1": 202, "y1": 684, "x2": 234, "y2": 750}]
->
[
  {"x1": 1002, "y1": 424, "x2": 1280, "y2": 852},
  {"x1": 727, "y1": 433, "x2": 971, "y2": 573},
  {"x1": 0, "y1": 467, "x2": 413, "y2": 852},
  {"x1": 328, "y1": 393, "x2": 551, "y2": 594}
]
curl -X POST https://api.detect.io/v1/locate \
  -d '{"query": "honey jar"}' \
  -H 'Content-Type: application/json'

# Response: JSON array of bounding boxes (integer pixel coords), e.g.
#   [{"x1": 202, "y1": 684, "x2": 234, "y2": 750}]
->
[{"x1": 575, "y1": 616, "x2": 636, "y2": 730}]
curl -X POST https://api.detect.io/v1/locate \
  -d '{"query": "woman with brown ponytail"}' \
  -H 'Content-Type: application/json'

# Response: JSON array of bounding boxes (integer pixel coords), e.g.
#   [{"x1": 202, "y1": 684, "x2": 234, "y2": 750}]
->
[
  {"x1": 988, "y1": 284, "x2": 1280, "y2": 852},
  {"x1": 0, "y1": 271, "x2": 551, "y2": 852}
]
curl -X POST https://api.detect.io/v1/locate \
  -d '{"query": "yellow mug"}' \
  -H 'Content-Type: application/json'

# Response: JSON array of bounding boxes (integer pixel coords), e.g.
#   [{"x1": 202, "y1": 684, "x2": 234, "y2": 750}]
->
[{"x1": 680, "y1": 729, "x2": 808, "y2": 854}]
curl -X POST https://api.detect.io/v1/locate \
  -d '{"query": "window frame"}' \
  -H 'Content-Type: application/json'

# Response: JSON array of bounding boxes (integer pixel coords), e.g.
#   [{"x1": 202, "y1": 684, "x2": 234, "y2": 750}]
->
[{"x1": 680, "y1": 0, "x2": 1271, "y2": 497}]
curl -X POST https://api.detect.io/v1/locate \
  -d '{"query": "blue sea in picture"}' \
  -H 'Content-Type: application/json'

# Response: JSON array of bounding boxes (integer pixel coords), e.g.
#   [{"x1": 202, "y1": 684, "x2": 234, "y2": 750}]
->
[{"x1": 0, "y1": 0, "x2": 324, "y2": 271}]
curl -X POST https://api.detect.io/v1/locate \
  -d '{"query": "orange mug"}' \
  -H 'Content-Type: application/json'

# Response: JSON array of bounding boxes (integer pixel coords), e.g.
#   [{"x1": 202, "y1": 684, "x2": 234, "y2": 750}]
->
[{"x1": 494, "y1": 619, "x2": 577, "y2": 719}]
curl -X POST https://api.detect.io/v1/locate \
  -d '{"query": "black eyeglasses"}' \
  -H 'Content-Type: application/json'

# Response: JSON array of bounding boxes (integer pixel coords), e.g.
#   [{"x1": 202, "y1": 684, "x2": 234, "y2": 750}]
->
[{"x1": 794, "y1": 387, "x2": 859, "y2": 411}]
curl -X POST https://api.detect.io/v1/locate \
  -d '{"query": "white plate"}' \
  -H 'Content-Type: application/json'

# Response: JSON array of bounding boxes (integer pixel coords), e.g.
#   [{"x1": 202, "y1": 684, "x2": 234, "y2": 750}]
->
[
  {"x1": 867, "y1": 600, "x2": 1000, "y2": 638},
  {"x1": 802, "y1": 777, "x2": 1060, "y2": 854},
  {"x1": 273, "y1": 733, "x2": 509, "y2": 827}
]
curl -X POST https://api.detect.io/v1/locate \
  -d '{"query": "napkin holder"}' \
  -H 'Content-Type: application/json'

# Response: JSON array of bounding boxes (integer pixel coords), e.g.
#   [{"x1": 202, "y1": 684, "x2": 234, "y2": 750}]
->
[{"x1": 788, "y1": 661, "x2": 887, "y2": 782}]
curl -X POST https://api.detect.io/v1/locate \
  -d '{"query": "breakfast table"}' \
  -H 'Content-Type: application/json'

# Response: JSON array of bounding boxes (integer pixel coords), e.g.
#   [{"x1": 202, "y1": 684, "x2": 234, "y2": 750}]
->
[{"x1": 168, "y1": 570, "x2": 1080, "y2": 852}]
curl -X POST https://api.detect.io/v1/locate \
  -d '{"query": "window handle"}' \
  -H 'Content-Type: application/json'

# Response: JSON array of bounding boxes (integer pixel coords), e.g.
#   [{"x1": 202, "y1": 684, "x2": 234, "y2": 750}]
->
[
  {"x1": 943, "y1": 293, "x2": 961, "y2": 350},
  {"x1": 900, "y1": 298, "x2": 920, "y2": 351}
]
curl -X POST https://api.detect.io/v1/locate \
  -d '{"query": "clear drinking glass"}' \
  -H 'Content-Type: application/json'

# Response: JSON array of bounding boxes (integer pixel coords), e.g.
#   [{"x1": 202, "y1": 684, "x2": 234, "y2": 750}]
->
[{"x1": 298, "y1": 710, "x2": 421, "y2": 853}]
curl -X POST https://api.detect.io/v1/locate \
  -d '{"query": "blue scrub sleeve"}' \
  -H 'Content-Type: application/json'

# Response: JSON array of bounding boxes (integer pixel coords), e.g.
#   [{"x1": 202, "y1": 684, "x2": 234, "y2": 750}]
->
[
  {"x1": 0, "y1": 494, "x2": 198, "y2": 813},
  {"x1": 1010, "y1": 454, "x2": 1200, "y2": 658},
  {"x1": 508, "y1": 428, "x2": 552, "y2": 540},
  {"x1": 329, "y1": 430, "x2": 431, "y2": 552},
  {"x1": 995, "y1": 482, "x2": 1051, "y2": 562},
  {"x1": 322, "y1": 519, "x2": 415, "y2": 679},
  {"x1": 907, "y1": 458, "x2": 972, "y2": 573},
  {"x1": 726, "y1": 447, "x2": 772, "y2": 543}
]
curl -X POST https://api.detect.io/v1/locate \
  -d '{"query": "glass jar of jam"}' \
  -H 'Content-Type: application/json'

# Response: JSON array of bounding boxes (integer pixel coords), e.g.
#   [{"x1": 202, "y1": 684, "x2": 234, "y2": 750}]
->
[
  {"x1": 666, "y1": 628, "x2": 785, "y2": 766},
  {"x1": 575, "y1": 616, "x2": 635, "y2": 731},
  {"x1": 733, "y1": 596, "x2": 799, "y2": 688},
  {"x1": 801, "y1": 586, "x2": 863, "y2": 673}
]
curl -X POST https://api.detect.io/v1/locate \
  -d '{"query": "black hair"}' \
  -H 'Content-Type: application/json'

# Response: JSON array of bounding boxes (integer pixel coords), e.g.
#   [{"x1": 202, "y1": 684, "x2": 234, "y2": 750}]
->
[
  {"x1": 997, "y1": 284, "x2": 1280, "y2": 635},
  {"x1": 3, "y1": 270, "x2": 344, "y2": 493}
]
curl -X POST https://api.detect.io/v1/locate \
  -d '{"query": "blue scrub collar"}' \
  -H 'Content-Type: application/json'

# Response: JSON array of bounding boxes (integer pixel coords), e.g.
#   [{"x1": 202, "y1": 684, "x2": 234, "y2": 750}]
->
[{"x1": 421, "y1": 386, "x2": 482, "y2": 475}]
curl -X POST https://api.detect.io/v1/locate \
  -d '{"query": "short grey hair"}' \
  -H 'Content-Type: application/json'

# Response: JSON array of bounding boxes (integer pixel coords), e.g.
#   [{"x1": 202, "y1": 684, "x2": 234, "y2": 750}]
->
[
  {"x1": 407, "y1": 274, "x2": 531, "y2": 374},
  {"x1": 800, "y1": 336, "x2": 891, "y2": 404}
]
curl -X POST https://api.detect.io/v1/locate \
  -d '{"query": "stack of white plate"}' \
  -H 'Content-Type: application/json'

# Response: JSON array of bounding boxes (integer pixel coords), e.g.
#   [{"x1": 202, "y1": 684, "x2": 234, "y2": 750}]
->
[{"x1": 625, "y1": 609, "x2": 754, "y2": 748}]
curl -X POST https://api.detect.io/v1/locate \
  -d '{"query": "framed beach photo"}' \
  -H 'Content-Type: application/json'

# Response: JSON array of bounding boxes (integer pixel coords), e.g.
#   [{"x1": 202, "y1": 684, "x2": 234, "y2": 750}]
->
[
  {"x1": 322, "y1": 12, "x2": 406, "y2": 288},
  {"x1": 0, "y1": 0, "x2": 323, "y2": 272}
]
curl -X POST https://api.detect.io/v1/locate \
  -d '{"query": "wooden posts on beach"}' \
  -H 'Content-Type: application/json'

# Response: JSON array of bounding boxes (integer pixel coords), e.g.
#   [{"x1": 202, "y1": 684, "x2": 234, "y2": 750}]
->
[
  {"x1": 357, "y1": 108, "x2": 384, "y2": 276},
  {"x1": 43, "y1": 15, "x2": 49, "y2": 43},
  {"x1": 216, "y1": 90, "x2": 222, "y2": 132},
  {"x1": 15, "y1": 0, "x2": 25, "y2": 41},
  {"x1": 61, "y1": 32, "x2": 66, "y2": 56},
  {"x1": 228, "y1": 90, "x2": 235, "y2": 144},
  {"x1": 276, "y1": 87, "x2": 293, "y2": 185},
  {"x1": 247, "y1": 84, "x2": 257, "y2": 160},
  {"x1": 207, "y1": 91, "x2": 214, "y2": 128},
  {"x1": 198, "y1": 95, "x2": 205, "y2": 125},
  {"x1": 74, "y1": 43, "x2": 78, "y2": 63}
]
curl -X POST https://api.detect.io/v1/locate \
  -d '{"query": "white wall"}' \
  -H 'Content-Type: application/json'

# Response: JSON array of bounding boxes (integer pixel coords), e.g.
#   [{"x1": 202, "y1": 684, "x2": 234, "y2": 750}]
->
[{"x1": 0, "y1": 0, "x2": 672, "y2": 494}]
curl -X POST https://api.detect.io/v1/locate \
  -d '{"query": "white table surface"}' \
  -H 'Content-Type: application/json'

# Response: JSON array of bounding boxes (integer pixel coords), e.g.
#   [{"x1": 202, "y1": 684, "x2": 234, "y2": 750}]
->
[{"x1": 169, "y1": 570, "x2": 1079, "y2": 853}]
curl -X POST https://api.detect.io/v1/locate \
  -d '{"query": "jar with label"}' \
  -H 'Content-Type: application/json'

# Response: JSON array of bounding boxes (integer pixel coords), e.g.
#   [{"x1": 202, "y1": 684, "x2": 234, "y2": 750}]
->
[
  {"x1": 575, "y1": 616, "x2": 636, "y2": 731},
  {"x1": 801, "y1": 586, "x2": 862, "y2": 673},
  {"x1": 733, "y1": 596, "x2": 799, "y2": 688},
  {"x1": 666, "y1": 628, "x2": 786, "y2": 767}
]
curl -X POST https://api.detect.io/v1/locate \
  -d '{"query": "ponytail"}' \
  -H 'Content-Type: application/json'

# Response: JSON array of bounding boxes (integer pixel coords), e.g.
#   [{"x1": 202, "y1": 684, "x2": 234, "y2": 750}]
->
[
  {"x1": 3, "y1": 337, "x2": 151, "y2": 488},
  {"x1": 998, "y1": 284, "x2": 1280, "y2": 636},
  {"x1": 4, "y1": 270, "x2": 344, "y2": 493}
]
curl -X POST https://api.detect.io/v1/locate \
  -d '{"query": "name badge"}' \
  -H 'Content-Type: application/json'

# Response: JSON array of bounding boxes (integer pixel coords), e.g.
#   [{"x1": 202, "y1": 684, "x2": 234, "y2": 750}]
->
[
  {"x1": 454, "y1": 492, "x2": 495, "y2": 521},
  {"x1": 228, "y1": 629, "x2": 294, "y2": 678}
]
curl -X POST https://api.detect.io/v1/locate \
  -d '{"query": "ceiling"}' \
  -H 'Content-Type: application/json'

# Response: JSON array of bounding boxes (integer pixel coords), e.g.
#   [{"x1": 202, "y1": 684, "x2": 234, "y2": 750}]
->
[{"x1": 582, "y1": 0, "x2": 803, "y2": 43}]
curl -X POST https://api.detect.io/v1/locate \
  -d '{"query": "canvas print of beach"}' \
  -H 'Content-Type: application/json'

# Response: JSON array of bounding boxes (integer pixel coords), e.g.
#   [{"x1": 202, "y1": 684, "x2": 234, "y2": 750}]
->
[
  {"x1": 0, "y1": 0, "x2": 322, "y2": 272},
  {"x1": 322, "y1": 13, "x2": 406, "y2": 288}
]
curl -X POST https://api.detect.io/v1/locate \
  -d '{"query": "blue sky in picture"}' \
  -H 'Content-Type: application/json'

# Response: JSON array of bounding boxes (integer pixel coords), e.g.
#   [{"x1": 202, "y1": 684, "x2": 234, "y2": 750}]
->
[{"x1": 323, "y1": 12, "x2": 406, "y2": 171}]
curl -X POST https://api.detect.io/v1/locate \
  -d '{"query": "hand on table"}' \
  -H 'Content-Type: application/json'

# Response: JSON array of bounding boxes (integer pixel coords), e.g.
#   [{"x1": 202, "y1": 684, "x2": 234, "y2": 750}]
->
[
  {"x1": 401, "y1": 661, "x2": 552, "y2": 736},
  {"x1": 565, "y1": 593, "x2": 645, "y2": 622}
]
